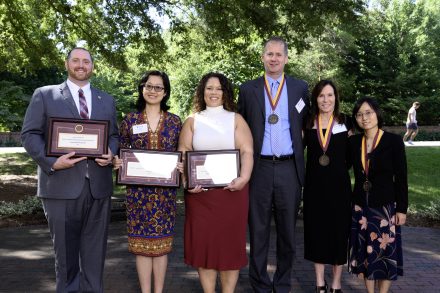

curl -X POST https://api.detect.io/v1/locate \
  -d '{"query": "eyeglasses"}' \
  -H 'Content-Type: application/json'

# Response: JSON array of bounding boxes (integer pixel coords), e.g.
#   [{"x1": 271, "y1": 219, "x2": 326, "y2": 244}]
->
[
  {"x1": 355, "y1": 111, "x2": 375, "y2": 119},
  {"x1": 144, "y1": 84, "x2": 164, "y2": 92}
]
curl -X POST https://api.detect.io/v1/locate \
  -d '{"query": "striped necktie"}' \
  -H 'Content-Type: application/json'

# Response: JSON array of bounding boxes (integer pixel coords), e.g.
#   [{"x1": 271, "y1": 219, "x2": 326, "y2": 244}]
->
[
  {"x1": 271, "y1": 81, "x2": 282, "y2": 157},
  {"x1": 78, "y1": 89, "x2": 89, "y2": 119}
]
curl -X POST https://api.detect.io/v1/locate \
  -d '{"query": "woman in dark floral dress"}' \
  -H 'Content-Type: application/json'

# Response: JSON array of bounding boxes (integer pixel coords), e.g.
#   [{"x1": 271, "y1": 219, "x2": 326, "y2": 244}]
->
[
  {"x1": 115, "y1": 71, "x2": 181, "y2": 293},
  {"x1": 349, "y1": 97, "x2": 408, "y2": 293}
]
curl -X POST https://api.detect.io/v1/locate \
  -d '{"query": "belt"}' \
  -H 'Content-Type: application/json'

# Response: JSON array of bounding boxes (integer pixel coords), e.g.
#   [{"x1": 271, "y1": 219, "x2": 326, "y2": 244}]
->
[{"x1": 260, "y1": 154, "x2": 294, "y2": 161}]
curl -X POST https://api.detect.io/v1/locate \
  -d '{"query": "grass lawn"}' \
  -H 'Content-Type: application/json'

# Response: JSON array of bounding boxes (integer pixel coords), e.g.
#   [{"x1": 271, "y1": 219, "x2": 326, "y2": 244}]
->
[
  {"x1": 406, "y1": 147, "x2": 440, "y2": 210},
  {"x1": 0, "y1": 152, "x2": 36, "y2": 175}
]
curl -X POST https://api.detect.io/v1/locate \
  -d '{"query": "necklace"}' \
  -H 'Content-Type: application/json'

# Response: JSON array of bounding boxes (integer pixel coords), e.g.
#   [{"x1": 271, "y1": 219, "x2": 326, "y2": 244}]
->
[{"x1": 144, "y1": 110, "x2": 163, "y2": 149}]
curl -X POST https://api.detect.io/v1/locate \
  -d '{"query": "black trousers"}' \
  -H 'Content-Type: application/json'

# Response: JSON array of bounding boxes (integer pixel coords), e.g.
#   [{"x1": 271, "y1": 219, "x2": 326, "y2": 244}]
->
[{"x1": 248, "y1": 158, "x2": 302, "y2": 293}]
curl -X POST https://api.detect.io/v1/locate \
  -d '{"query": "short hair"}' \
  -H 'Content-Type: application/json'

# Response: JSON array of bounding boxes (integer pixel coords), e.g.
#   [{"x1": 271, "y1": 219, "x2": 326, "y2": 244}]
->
[
  {"x1": 193, "y1": 72, "x2": 236, "y2": 113},
  {"x1": 136, "y1": 70, "x2": 171, "y2": 112},
  {"x1": 306, "y1": 79, "x2": 343, "y2": 129},
  {"x1": 352, "y1": 96, "x2": 384, "y2": 132},
  {"x1": 413, "y1": 101, "x2": 420, "y2": 107},
  {"x1": 66, "y1": 47, "x2": 94, "y2": 63},
  {"x1": 263, "y1": 36, "x2": 288, "y2": 56}
]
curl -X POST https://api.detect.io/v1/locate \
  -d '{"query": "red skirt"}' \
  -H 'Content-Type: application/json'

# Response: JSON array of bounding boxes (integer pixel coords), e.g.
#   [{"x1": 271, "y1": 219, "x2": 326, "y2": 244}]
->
[{"x1": 184, "y1": 185, "x2": 249, "y2": 270}]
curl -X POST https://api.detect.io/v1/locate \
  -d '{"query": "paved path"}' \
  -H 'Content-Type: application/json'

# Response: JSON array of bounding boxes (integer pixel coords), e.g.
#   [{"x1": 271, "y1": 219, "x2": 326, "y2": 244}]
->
[{"x1": 1, "y1": 211, "x2": 439, "y2": 293}]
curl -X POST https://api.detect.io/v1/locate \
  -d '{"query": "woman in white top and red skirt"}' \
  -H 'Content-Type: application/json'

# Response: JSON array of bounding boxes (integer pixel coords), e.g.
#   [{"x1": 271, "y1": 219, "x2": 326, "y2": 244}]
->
[{"x1": 178, "y1": 72, "x2": 254, "y2": 293}]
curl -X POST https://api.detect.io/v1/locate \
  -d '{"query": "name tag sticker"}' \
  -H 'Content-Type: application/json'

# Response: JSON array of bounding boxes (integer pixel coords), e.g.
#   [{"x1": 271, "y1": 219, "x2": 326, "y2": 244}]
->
[
  {"x1": 332, "y1": 123, "x2": 348, "y2": 134},
  {"x1": 295, "y1": 98, "x2": 305, "y2": 113},
  {"x1": 132, "y1": 124, "x2": 148, "y2": 134}
]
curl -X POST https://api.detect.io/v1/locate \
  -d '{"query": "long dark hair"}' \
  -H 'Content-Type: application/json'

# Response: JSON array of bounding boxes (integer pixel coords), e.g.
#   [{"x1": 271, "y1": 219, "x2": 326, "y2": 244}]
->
[
  {"x1": 352, "y1": 96, "x2": 384, "y2": 132},
  {"x1": 306, "y1": 79, "x2": 343, "y2": 129},
  {"x1": 136, "y1": 70, "x2": 171, "y2": 112},
  {"x1": 193, "y1": 72, "x2": 236, "y2": 113}
]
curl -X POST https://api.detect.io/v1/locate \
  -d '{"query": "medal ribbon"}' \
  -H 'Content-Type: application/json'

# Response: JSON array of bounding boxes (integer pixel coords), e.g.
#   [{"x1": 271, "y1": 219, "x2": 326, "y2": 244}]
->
[
  {"x1": 264, "y1": 73, "x2": 285, "y2": 111},
  {"x1": 316, "y1": 114, "x2": 335, "y2": 153},
  {"x1": 361, "y1": 129, "x2": 384, "y2": 177}
]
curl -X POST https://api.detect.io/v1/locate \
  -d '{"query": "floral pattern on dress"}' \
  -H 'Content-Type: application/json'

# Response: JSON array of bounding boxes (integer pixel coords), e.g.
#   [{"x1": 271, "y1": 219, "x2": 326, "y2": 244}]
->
[
  {"x1": 119, "y1": 111, "x2": 181, "y2": 256},
  {"x1": 349, "y1": 203, "x2": 403, "y2": 280}
]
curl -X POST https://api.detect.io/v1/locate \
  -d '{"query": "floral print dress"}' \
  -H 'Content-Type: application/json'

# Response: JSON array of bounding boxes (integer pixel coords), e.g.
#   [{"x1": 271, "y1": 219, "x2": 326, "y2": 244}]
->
[
  {"x1": 119, "y1": 111, "x2": 181, "y2": 256},
  {"x1": 349, "y1": 203, "x2": 403, "y2": 280}
]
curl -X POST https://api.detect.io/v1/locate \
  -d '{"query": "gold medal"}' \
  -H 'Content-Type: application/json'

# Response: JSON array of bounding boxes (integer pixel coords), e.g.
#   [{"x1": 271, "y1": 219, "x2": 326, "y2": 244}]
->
[
  {"x1": 264, "y1": 74, "x2": 285, "y2": 124},
  {"x1": 318, "y1": 154, "x2": 330, "y2": 166},
  {"x1": 316, "y1": 114, "x2": 335, "y2": 167},
  {"x1": 268, "y1": 113, "x2": 279, "y2": 124}
]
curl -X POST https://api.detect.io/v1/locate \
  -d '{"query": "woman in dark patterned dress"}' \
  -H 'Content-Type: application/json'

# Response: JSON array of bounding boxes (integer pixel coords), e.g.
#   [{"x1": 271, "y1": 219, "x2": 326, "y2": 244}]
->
[
  {"x1": 114, "y1": 71, "x2": 182, "y2": 293},
  {"x1": 303, "y1": 80, "x2": 352, "y2": 293},
  {"x1": 349, "y1": 97, "x2": 408, "y2": 293}
]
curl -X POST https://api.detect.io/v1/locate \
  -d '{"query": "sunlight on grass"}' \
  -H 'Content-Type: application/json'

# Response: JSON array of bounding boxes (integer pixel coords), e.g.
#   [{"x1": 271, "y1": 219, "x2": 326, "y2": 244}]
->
[
  {"x1": 0, "y1": 153, "x2": 37, "y2": 175},
  {"x1": 406, "y1": 147, "x2": 440, "y2": 209}
]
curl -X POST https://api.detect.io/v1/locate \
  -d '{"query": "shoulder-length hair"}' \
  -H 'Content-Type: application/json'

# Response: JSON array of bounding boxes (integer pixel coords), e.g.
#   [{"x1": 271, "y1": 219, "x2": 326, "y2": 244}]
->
[
  {"x1": 193, "y1": 72, "x2": 236, "y2": 113},
  {"x1": 136, "y1": 70, "x2": 171, "y2": 112},
  {"x1": 306, "y1": 79, "x2": 343, "y2": 129},
  {"x1": 352, "y1": 96, "x2": 384, "y2": 132}
]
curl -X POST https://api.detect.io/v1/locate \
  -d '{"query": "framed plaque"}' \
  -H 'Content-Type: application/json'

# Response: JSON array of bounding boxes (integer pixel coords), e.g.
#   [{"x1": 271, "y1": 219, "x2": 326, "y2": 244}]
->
[
  {"x1": 118, "y1": 149, "x2": 181, "y2": 187},
  {"x1": 47, "y1": 117, "x2": 109, "y2": 158},
  {"x1": 186, "y1": 149, "x2": 240, "y2": 189}
]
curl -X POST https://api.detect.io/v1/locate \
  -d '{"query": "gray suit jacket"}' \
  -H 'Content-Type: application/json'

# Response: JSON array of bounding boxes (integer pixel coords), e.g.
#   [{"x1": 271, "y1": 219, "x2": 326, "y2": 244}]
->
[
  {"x1": 238, "y1": 75, "x2": 309, "y2": 186},
  {"x1": 21, "y1": 81, "x2": 119, "y2": 199}
]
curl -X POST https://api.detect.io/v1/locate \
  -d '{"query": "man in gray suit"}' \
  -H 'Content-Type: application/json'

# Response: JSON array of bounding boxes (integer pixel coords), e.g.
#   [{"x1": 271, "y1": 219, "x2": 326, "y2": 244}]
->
[
  {"x1": 21, "y1": 47, "x2": 118, "y2": 293},
  {"x1": 238, "y1": 36, "x2": 309, "y2": 293}
]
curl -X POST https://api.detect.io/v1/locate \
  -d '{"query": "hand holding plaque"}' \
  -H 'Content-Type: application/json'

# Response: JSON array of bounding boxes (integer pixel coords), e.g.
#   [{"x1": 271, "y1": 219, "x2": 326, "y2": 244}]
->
[
  {"x1": 186, "y1": 149, "x2": 240, "y2": 189},
  {"x1": 117, "y1": 149, "x2": 181, "y2": 187},
  {"x1": 47, "y1": 117, "x2": 109, "y2": 158}
]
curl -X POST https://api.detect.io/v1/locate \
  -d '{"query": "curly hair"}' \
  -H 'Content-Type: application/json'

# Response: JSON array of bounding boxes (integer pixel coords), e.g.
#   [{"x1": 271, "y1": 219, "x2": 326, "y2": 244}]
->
[{"x1": 193, "y1": 72, "x2": 237, "y2": 113}]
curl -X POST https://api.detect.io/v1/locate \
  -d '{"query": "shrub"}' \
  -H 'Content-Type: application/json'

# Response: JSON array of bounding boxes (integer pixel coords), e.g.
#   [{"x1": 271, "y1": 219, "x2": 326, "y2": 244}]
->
[
  {"x1": 408, "y1": 198, "x2": 440, "y2": 222},
  {"x1": 415, "y1": 131, "x2": 440, "y2": 141},
  {"x1": 0, "y1": 196, "x2": 43, "y2": 217}
]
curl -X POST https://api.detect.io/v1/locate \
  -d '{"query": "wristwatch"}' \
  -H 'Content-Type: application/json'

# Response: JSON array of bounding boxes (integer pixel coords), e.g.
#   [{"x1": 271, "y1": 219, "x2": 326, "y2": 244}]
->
[{"x1": 49, "y1": 167, "x2": 55, "y2": 175}]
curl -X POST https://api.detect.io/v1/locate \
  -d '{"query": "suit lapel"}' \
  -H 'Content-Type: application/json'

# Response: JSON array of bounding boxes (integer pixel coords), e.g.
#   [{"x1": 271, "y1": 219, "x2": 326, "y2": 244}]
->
[
  {"x1": 253, "y1": 77, "x2": 266, "y2": 120},
  {"x1": 60, "y1": 82, "x2": 81, "y2": 118},
  {"x1": 90, "y1": 87, "x2": 100, "y2": 119},
  {"x1": 286, "y1": 76, "x2": 297, "y2": 122}
]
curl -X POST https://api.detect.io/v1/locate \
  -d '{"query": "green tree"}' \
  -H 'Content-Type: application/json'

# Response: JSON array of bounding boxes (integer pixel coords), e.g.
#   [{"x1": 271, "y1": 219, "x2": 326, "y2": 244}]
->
[{"x1": 0, "y1": 81, "x2": 29, "y2": 131}]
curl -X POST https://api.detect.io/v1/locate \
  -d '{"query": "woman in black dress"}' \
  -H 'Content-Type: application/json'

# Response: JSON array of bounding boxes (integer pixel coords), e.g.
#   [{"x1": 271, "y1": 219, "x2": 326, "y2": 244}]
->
[
  {"x1": 348, "y1": 97, "x2": 408, "y2": 293},
  {"x1": 303, "y1": 80, "x2": 352, "y2": 293}
]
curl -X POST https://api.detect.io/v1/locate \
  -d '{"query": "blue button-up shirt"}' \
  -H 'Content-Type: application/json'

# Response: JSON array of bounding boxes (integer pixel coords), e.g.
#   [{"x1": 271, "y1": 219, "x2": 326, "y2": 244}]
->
[{"x1": 261, "y1": 75, "x2": 294, "y2": 156}]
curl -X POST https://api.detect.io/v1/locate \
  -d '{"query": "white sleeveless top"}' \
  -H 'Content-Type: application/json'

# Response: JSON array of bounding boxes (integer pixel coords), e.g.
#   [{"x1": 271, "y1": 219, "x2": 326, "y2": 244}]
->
[{"x1": 193, "y1": 106, "x2": 235, "y2": 150}]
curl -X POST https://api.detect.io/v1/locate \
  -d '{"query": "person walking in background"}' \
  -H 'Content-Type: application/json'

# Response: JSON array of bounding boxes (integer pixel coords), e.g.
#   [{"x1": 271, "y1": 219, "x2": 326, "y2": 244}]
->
[
  {"x1": 178, "y1": 72, "x2": 253, "y2": 293},
  {"x1": 349, "y1": 97, "x2": 408, "y2": 293},
  {"x1": 113, "y1": 71, "x2": 182, "y2": 293},
  {"x1": 303, "y1": 80, "x2": 353, "y2": 293},
  {"x1": 403, "y1": 101, "x2": 420, "y2": 144},
  {"x1": 238, "y1": 36, "x2": 309, "y2": 293},
  {"x1": 21, "y1": 47, "x2": 118, "y2": 293}
]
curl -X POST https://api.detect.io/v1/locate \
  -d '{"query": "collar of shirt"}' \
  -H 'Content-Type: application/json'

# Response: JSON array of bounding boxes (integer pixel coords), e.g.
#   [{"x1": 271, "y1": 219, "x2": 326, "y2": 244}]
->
[
  {"x1": 66, "y1": 79, "x2": 92, "y2": 117},
  {"x1": 265, "y1": 75, "x2": 283, "y2": 90}
]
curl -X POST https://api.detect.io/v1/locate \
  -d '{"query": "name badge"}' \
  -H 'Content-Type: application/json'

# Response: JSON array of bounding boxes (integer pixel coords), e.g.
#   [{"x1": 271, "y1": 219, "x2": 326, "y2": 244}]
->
[
  {"x1": 132, "y1": 124, "x2": 148, "y2": 134},
  {"x1": 295, "y1": 98, "x2": 305, "y2": 113},
  {"x1": 332, "y1": 123, "x2": 348, "y2": 134}
]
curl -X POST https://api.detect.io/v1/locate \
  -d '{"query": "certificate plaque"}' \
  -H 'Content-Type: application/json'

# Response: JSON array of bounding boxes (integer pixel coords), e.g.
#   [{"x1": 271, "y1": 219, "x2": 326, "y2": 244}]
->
[
  {"x1": 186, "y1": 149, "x2": 240, "y2": 189},
  {"x1": 47, "y1": 118, "x2": 109, "y2": 158},
  {"x1": 118, "y1": 149, "x2": 181, "y2": 187}
]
